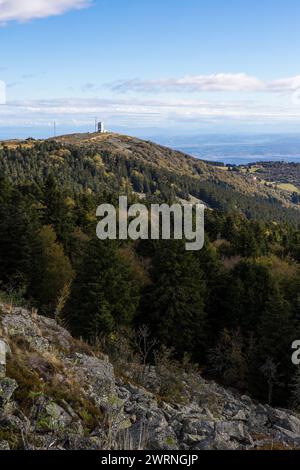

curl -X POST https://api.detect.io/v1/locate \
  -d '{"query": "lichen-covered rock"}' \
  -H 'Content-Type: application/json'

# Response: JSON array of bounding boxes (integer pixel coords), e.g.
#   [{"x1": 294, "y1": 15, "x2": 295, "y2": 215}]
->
[
  {"x1": 0, "y1": 413, "x2": 29, "y2": 433},
  {"x1": 0, "y1": 440, "x2": 10, "y2": 450},
  {"x1": 268, "y1": 408, "x2": 300, "y2": 435},
  {"x1": 45, "y1": 401, "x2": 73, "y2": 429},
  {"x1": 65, "y1": 435, "x2": 104, "y2": 450},
  {"x1": 70, "y1": 353, "x2": 115, "y2": 404},
  {"x1": 36, "y1": 316, "x2": 72, "y2": 352},
  {"x1": 0, "y1": 378, "x2": 18, "y2": 407},
  {"x1": 216, "y1": 420, "x2": 246, "y2": 444},
  {"x1": 1, "y1": 305, "x2": 300, "y2": 451},
  {"x1": 147, "y1": 425, "x2": 178, "y2": 450},
  {"x1": 2, "y1": 309, "x2": 49, "y2": 353}
]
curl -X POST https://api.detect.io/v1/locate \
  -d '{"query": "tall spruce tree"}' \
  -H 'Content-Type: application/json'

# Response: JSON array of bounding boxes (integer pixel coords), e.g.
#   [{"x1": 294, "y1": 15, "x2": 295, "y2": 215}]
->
[
  {"x1": 43, "y1": 174, "x2": 74, "y2": 250},
  {"x1": 66, "y1": 238, "x2": 139, "y2": 339},
  {"x1": 140, "y1": 240, "x2": 207, "y2": 360},
  {"x1": 0, "y1": 187, "x2": 39, "y2": 290}
]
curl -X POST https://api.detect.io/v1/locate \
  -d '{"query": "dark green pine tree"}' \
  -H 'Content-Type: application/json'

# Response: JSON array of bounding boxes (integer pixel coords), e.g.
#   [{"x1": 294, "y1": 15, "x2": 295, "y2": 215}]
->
[
  {"x1": 140, "y1": 240, "x2": 207, "y2": 360},
  {"x1": 252, "y1": 286, "x2": 294, "y2": 404},
  {"x1": 65, "y1": 238, "x2": 139, "y2": 339},
  {"x1": 0, "y1": 188, "x2": 40, "y2": 290},
  {"x1": 257, "y1": 287, "x2": 292, "y2": 362},
  {"x1": 43, "y1": 174, "x2": 74, "y2": 250},
  {"x1": 220, "y1": 261, "x2": 274, "y2": 333},
  {"x1": 235, "y1": 224, "x2": 260, "y2": 258}
]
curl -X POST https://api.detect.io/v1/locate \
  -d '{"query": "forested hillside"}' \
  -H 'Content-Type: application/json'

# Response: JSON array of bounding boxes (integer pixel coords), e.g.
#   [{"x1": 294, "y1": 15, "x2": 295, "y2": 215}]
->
[
  {"x1": 0, "y1": 133, "x2": 300, "y2": 409},
  {"x1": 1, "y1": 133, "x2": 300, "y2": 223}
]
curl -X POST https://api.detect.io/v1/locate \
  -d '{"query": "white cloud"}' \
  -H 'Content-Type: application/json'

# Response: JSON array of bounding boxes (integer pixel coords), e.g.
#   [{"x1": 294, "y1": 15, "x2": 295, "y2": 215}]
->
[
  {"x1": 0, "y1": 80, "x2": 6, "y2": 104},
  {"x1": 107, "y1": 73, "x2": 300, "y2": 95},
  {"x1": 0, "y1": 0, "x2": 92, "y2": 24},
  {"x1": 269, "y1": 75, "x2": 300, "y2": 93},
  {"x1": 2, "y1": 96, "x2": 300, "y2": 128},
  {"x1": 2, "y1": 77, "x2": 300, "y2": 129},
  {"x1": 109, "y1": 74, "x2": 265, "y2": 93}
]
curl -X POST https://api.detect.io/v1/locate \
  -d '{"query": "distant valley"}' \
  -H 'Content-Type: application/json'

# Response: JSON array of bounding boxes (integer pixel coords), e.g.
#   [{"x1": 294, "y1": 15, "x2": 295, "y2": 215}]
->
[{"x1": 153, "y1": 134, "x2": 300, "y2": 165}]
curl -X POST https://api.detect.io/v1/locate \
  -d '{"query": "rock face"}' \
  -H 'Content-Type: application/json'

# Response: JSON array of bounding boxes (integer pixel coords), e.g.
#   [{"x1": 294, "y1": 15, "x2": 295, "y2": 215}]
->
[
  {"x1": 0, "y1": 378, "x2": 18, "y2": 407},
  {"x1": 0, "y1": 304, "x2": 300, "y2": 450}
]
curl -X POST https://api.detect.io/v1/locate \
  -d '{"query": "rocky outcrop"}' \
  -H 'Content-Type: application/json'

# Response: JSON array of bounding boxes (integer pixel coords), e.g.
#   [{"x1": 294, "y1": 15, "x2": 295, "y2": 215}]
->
[{"x1": 0, "y1": 304, "x2": 300, "y2": 450}]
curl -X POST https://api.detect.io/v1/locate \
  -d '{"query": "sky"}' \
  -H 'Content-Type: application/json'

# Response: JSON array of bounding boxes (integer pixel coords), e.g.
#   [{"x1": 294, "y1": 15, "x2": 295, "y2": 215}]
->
[{"x1": 1, "y1": 0, "x2": 300, "y2": 138}]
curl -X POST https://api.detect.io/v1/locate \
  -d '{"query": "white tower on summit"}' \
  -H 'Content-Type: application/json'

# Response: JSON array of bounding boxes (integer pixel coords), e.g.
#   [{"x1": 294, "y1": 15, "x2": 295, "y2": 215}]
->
[{"x1": 98, "y1": 122, "x2": 105, "y2": 133}]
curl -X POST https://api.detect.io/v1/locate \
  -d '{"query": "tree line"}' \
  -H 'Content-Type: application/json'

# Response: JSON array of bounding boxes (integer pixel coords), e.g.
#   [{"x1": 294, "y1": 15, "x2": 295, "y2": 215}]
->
[{"x1": 0, "y1": 170, "x2": 300, "y2": 407}]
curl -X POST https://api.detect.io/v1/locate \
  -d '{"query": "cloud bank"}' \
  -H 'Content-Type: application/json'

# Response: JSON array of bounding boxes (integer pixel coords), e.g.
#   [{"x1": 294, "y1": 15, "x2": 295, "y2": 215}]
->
[
  {"x1": 108, "y1": 73, "x2": 300, "y2": 95},
  {"x1": 0, "y1": 81, "x2": 6, "y2": 104},
  {"x1": 0, "y1": 0, "x2": 92, "y2": 24},
  {"x1": 2, "y1": 73, "x2": 300, "y2": 131},
  {"x1": 2, "y1": 96, "x2": 300, "y2": 129}
]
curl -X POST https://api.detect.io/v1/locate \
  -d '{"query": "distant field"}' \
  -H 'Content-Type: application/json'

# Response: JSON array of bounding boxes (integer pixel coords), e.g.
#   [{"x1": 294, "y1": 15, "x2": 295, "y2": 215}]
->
[
  {"x1": 277, "y1": 183, "x2": 300, "y2": 193},
  {"x1": 248, "y1": 166, "x2": 261, "y2": 173}
]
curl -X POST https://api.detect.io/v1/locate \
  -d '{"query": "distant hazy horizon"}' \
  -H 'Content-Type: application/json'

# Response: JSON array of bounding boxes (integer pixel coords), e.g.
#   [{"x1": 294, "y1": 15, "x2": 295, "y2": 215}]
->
[{"x1": 153, "y1": 133, "x2": 300, "y2": 165}]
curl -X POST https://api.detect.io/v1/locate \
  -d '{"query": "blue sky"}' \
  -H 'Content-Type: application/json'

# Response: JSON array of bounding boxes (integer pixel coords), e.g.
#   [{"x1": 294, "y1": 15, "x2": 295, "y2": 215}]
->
[{"x1": 1, "y1": 0, "x2": 300, "y2": 137}]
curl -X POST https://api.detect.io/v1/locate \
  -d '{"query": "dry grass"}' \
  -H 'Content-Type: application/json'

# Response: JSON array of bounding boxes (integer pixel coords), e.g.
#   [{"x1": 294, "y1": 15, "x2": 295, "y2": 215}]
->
[{"x1": 6, "y1": 338, "x2": 104, "y2": 433}]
